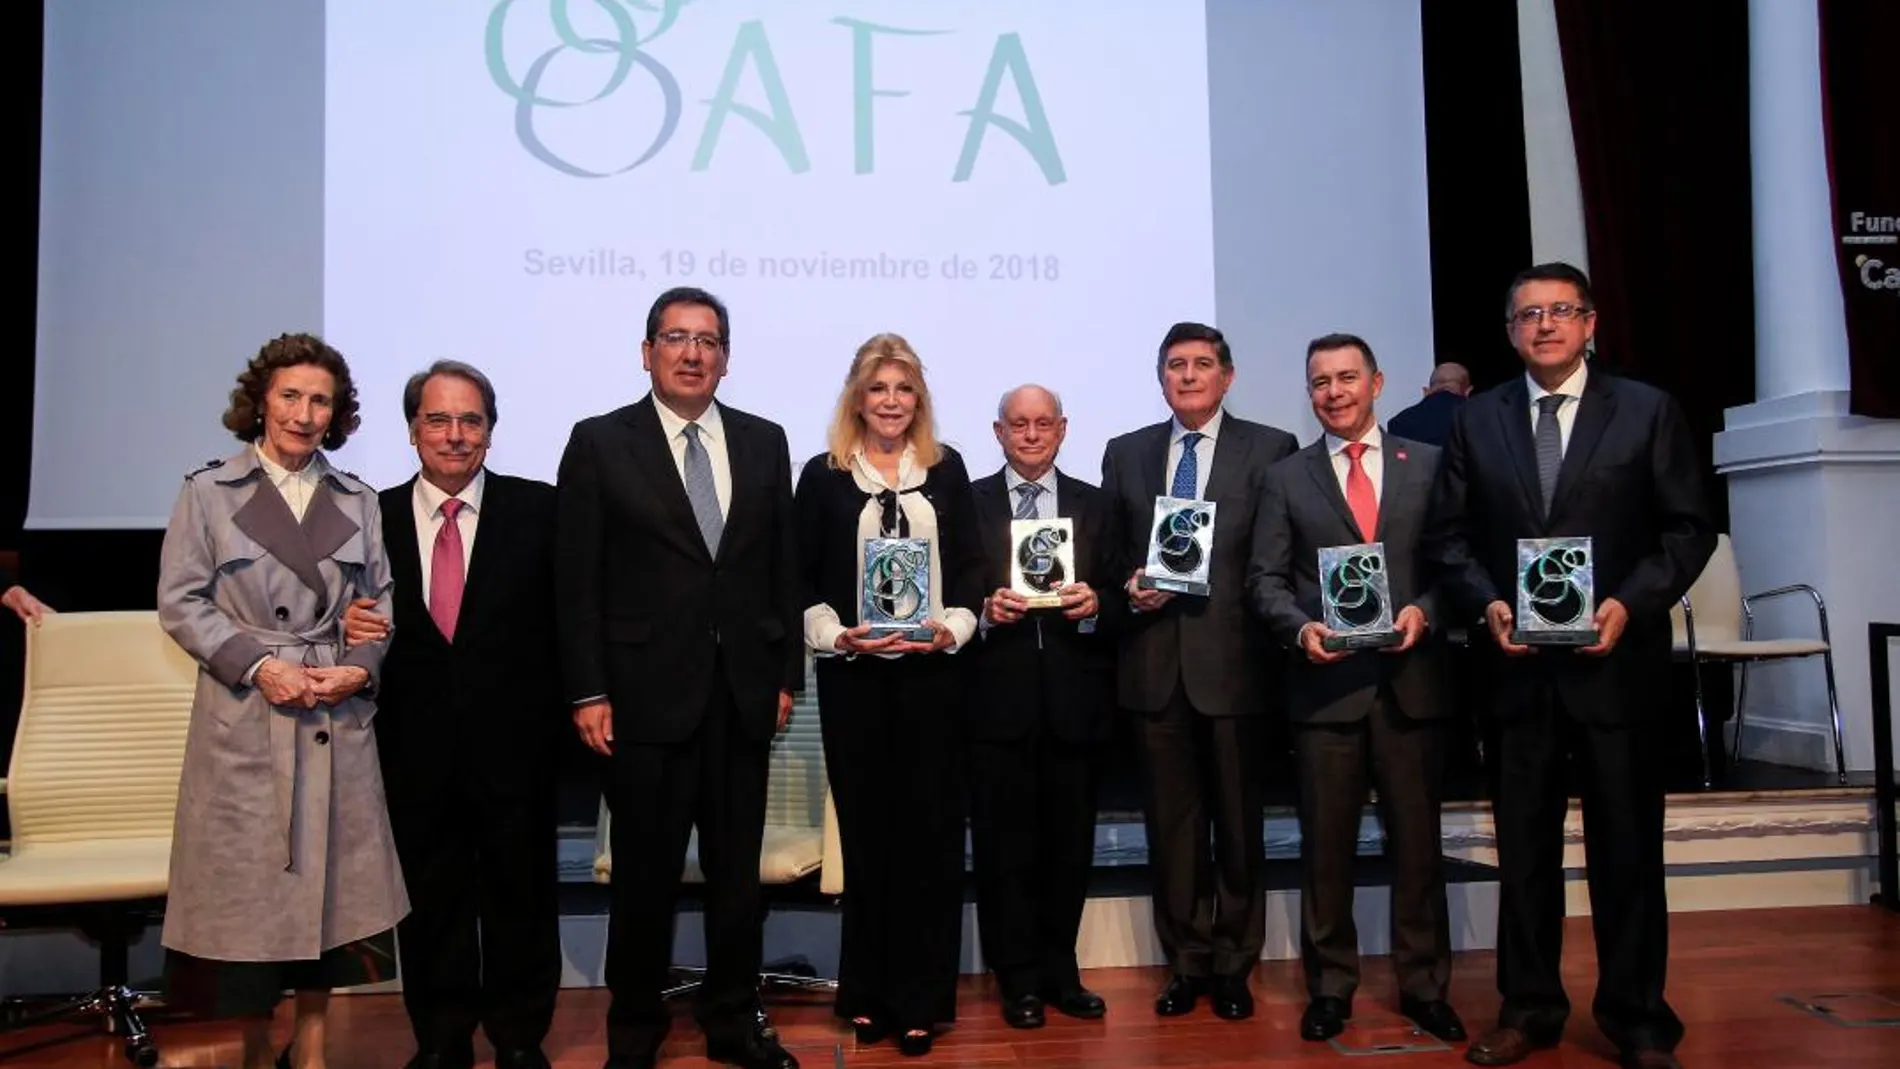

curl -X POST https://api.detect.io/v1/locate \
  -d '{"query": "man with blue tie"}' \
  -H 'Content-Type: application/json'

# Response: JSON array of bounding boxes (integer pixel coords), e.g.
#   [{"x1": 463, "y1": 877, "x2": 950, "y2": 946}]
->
[
  {"x1": 967, "y1": 385, "x2": 1117, "y2": 1029},
  {"x1": 1099, "y1": 322, "x2": 1298, "y2": 1020}
]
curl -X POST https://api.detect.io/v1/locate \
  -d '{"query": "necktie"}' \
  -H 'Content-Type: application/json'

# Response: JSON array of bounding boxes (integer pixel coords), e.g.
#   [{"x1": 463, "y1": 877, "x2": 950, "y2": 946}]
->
[
  {"x1": 1534, "y1": 395, "x2": 1566, "y2": 516},
  {"x1": 682, "y1": 422, "x2": 723, "y2": 555},
  {"x1": 429, "y1": 498, "x2": 466, "y2": 642},
  {"x1": 1171, "y1": 432, "x2": 1204, "y2": 498},
  {"x1": 1343, "y1": 442, "x2": 1378, "y2": 541},
  {"x1": 1014, "y1": 482, "x2": 1043, "y2": 520}
]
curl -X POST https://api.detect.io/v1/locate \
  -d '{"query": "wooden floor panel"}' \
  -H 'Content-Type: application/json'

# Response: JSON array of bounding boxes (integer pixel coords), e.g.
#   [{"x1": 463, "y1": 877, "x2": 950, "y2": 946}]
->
[{"x1": 4, "y1": 907, "x2": 1897, "y2": 1067}]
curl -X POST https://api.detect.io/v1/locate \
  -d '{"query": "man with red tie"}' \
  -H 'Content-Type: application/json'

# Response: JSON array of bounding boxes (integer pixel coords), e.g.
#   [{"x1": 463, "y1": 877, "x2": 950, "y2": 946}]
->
[
  {"x1": 1246, "y1": 334, "x2": 1463, "y2": 1046},
  {"x1": 346, "y1": 361, "x2": 563, "y2": 1069}
]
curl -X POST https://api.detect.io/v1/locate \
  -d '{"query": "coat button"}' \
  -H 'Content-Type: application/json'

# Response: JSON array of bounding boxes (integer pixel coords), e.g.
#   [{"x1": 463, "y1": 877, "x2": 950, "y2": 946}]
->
[
  {"x1": 314, "y1": 730, "x2": 330, "y2": 745},
  {"x1": 274, "y1": 606, "x2": 289, "y2": 621}
]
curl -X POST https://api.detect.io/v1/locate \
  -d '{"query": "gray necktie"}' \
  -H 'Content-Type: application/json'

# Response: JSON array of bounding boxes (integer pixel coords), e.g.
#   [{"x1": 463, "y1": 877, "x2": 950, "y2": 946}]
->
[
  {"x1": 1014, "y1": 482, "x2": 1042, "y2": 520},
  {"x1": 1534, "y1": 395, "x2": 1566, "y2": 516},
  {"x1": 681, "y1": 422, "x2": 723, "y2": 554}
]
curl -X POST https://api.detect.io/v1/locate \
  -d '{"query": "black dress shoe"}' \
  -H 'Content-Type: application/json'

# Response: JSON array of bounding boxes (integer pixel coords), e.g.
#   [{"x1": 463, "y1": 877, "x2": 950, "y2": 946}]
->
[
  {"x1": 1300, "y1": 996, "x2": 1350, "y2": 1041},
  {"x1": 1399, "y1": 997, "x2": 1467, "y2": 1042},
  {"x1": 1154, "y1": 973, "x2": 1204, "y2": 1016},
  {"x1": 1209, "y1": 974, "x2": 1255, "y2": 1021},
  {"x1": 1042, "y1": 984, "x2": 1107, "y2": 1020},
  {"x1": 403, "y1": 1050, "x2": 477, "y2": 1069},
  {"x1": 494, "y1": 1047, "x2": 553, "y2": 1069},
  {"x1": 897, "y1": 1029, "x2": 935, "y2": 1057},
  {"x1": 1001, "y1": 994, "x2": 1046, "y2": 1029},
  {"x1": 706, "y1": 1020, "x2": 801, "y2": 1069}
]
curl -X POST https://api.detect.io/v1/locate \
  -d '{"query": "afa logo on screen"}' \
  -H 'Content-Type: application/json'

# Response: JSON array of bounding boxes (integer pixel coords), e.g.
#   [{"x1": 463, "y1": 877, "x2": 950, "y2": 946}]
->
[{"x1": 484, "y1": 0, "x2": 1067, "y2": 183}]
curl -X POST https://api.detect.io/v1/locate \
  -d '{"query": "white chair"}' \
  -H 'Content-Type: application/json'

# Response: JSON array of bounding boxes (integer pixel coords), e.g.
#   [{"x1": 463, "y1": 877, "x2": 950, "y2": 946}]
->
[
  {"x1": 1671, "y1": 534, "x2": 1846, "y2": 785},
  {"x1": 593, "y1": 659, "x2": 837, "y2": 997},
  {"x1": 0, "y1": 612, "x2": 196, "y2": 1066}
]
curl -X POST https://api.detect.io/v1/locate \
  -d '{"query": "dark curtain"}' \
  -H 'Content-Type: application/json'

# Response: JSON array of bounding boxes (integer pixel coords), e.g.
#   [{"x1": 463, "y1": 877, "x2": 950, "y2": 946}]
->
[
  {"x1": 1551, "y1": 0, "x2": 1754, "y2": 531},
  {"x1": 1820, "y1": 0, "x2": 1900, "y2": 419},
  {"x1": 1552, "y1": 0, "x2": 1751, "y2": 783},
  {"x1": 1423, "y1": 0, "x2": 1533, "y2": 393}
]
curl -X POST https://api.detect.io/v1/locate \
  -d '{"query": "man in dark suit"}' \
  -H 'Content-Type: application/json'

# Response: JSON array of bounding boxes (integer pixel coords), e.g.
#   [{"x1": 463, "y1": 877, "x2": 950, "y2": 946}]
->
[
  {"x1": 1425, "y1": 263, "x2": 1714, "y2": 1069},
  {"x1": 557, "y1": 288, "x2": 801, "y2": 1069},
  {"x1": 967, "y1": 384, "x2": 1116, "y2": 1030},
  {"x1": 342, "y1": 361, "x2": 563, "y2": 1069},
  {"x1": 1387, "y1": 362, "x2": 1472, "y2": 447},
  {"x1": 1099, "y1": 322, "x2": 1298, "y2": 1020},
  {"x1": 1246, "y1": 334, "x2": 1464, "y2": 1045}
]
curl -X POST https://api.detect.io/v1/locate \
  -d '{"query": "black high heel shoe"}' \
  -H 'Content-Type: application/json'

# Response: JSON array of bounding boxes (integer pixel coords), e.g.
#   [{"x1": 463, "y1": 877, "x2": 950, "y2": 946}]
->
[
  {"x1": 851, "y1": 1017, "x2": 893, "y2": 1045},
  {"x1": 897, "y1": 1029, "x2": 934, "y2": 1057}
]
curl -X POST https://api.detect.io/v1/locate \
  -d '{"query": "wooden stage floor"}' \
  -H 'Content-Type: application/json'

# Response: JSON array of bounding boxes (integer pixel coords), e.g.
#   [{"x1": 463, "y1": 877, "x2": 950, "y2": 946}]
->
[{"x1": 4, "y1": 907, "x2": 1897, "y2": 1067}]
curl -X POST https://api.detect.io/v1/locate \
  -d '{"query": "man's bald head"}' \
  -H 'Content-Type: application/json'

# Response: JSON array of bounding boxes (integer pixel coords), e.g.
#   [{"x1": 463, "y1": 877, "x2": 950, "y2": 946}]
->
[
  {"x1": 993, "y1": 384, "x2": 1068, "y2": 481},
  {"x1": 1426, "y1": 362, "x2": 1472, "y2": 397}
]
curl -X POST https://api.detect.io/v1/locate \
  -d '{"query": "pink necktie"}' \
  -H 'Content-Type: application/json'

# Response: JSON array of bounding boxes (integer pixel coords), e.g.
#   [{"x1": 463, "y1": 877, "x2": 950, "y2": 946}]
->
[
  {"x1": 1344, "y1": 442, "x2": 1378, "y2": 541},
  {"x1": 430, "y1": 498, "x2": 466, "y2": 641}
]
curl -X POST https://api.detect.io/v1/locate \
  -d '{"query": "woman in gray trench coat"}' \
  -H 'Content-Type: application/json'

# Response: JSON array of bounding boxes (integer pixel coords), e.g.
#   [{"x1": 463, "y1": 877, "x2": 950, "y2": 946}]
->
[{"x1": 157, "y1": 333, "x2": 409, "y2": 1069}]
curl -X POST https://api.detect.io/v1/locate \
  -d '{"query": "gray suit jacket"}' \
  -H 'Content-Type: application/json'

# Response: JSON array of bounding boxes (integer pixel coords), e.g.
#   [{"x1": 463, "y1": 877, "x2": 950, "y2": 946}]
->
[
  {"x1": 156, "y1": 448, "x2": 408, "y2": 961},
  {"x1": 1100, "y1": 413, "x2": 1298, "y2": 717},
  {"x1": 1246, "y1": 436, "x2": 1449, "y2": 723}
]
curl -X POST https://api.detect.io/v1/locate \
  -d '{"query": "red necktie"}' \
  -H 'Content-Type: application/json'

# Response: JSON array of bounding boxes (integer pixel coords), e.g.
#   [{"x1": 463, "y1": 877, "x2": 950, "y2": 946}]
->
[
  {"x1": 430, "y1": 498, "x2": 466, "y2": 641},
  {"x1": 1344, "y1": 442, "x2": 1378, "y2": 541}
]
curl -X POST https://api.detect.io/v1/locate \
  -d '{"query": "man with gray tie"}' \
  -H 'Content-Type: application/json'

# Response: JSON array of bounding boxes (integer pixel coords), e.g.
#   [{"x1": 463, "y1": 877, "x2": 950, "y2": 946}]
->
[
  {"x1": 967, "y1": 385, "x2": 1116, "y2": 1029},
  {"x1": 556, "y1": 287, "x2": 802, "y2": 1069}
]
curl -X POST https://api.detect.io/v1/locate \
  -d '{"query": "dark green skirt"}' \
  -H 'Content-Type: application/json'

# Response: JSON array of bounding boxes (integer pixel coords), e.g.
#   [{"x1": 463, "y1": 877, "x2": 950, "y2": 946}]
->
[{"x1": 164, "y1": 930, "x2": 398, "y2": 1019}]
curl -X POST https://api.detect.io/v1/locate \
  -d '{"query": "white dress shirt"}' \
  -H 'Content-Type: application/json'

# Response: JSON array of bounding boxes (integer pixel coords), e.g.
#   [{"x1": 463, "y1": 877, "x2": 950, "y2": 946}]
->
[
  {"x1": 1323, "y1": 424, "x2": 1385, "y2": 502},
  {"x1": 254, "y1": 444, "x2": 326, "y2": 522},
  {"x1": 1526, "y1": 361, "x2": 1589, "y2": 455},
  {"x1": 1003, "y1": 465, "x2": 1060, "y2": 519},
  {"x1": 802, "y1": 444, "x2": 980, "y2": 657},
  {"x1": 1165, "y1": 408, "x2": 1225, "y2": 499},
  {"x1": 651, "y1": 394, "x2": 732, "y2": 519},
  {"x1": 413, "y1": 468, "x2": 485, "y2": 596}
]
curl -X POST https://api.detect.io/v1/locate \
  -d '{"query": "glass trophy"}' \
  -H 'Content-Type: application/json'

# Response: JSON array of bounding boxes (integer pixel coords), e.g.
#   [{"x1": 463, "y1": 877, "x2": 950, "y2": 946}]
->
[
  {"x1": 1138, "y1": 497, "x2": 1216, "y2": 596},
  {"x1": 1319, "y1": 542, "x2": 1401, "y2": 651},
  {"x1": 862, "y1": 537, "x2": 935, "y2": 640},
  {"x1": 1512, "y1": 536, "x2": 1599, "y2": 645},
  {"x1": 1010, "y1": 517, "x2": 1075, "y2": 610}
]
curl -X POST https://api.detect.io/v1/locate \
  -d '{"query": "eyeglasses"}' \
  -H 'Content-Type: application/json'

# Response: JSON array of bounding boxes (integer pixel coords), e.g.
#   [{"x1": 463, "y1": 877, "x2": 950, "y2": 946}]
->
[
  {"x1": 418, "y1": 412, "x2": 488, "y2": 434},
  {"x1": 655, "y1": 330, "x2": 726, "y2": 354},
  {"x1": 1508, "y1": 302, "x2": 1593, "y2": 327}
]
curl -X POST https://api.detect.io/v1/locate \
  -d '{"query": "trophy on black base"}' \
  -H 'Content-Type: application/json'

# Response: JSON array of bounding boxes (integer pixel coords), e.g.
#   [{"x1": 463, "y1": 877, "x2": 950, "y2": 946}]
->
[
  {"x1": 1138, "y1": 496, "x2": 1216, "y2": 596},
  {"x1": 1318, "y1": 542, "x2": 1402, "y2": 651},
  {"x1": 1512, "y1": 536, "x2": 1599, "y2": 645},
  {"x1": 863, "y1": 537, "x2": 936, "y2": 641},
  {"x1": 1010, "y1": 517, "x2": 1075, "y2": 610}
]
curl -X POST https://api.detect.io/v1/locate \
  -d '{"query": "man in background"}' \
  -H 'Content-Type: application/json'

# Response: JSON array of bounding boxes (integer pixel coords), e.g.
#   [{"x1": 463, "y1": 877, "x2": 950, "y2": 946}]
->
[{"x1": 1387, "y1": 362, "x2": 1472, "y2": 447}]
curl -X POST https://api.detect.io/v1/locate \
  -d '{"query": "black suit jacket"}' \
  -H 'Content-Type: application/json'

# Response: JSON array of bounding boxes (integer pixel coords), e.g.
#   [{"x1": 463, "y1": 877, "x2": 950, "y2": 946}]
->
[
  {"x1": 793, "y1": 446, "x2": 986, "y2": 637},
  {"x1": 555, "y1": 396, "x2": 800, "y2": 745},
  {"x1": 1386, "y1": 390, "x2": 1464, "y2": 448},
  {"x1": 376, "y1": 471, "x2": 563, "y2": 800},
  {"x1": 966, "y1": 468, "x2": 1120, "y2": 744},
  {"x1": 1100, "y1": 413, "x2": 1299, "y2": 717},
  {"x1": 1424, "y1": 370, "x2": 1716, "y2": 723},
  {"x1": 1246, "y1": 437, "x2": 1448, "y2": 724}
]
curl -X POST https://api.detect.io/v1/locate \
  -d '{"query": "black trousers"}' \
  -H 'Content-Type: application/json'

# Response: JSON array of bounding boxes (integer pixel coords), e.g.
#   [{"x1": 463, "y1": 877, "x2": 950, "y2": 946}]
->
[
  {"x1": 1293, "y1": 695, "x2": 1450, "y2": 1004},
  {"x1": 816, "y1": 654, "x2": 966, "y2": 1032},
  {"x1": 1493, "y1": 680, "x2": 1683, "y2": 1054},
  {"x1": 1132, "y1": 681, "x2": 1265, "y2": 978},
  {"x1": 604, "y1": 674, "x2": 771, "y2": 1060},
  {"x1": 966, "y1": 725, "x2": 1099, "y2": 1001},
  {"x1": 386, "y1": 775, "x2": 560, "y2": 1053}
]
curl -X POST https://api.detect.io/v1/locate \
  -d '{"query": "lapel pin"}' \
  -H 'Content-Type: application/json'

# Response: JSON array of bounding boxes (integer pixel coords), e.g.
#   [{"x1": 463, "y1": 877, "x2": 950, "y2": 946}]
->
[{"x1": 1395, "y1": 450, "x2": 1408, "y2": 461}]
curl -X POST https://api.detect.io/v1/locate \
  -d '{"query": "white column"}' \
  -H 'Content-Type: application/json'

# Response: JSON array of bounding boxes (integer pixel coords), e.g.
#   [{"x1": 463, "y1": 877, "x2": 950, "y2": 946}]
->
[
  {"x1": 1714, "y1": 0, "x2": 1900, "y2": 777},
  {"x1": 1748, "y1": 0, "x2": 1850, "y2": 400},
  {"x1": 1516, "y1": 0, "x2": 1590, "y2": 269}
]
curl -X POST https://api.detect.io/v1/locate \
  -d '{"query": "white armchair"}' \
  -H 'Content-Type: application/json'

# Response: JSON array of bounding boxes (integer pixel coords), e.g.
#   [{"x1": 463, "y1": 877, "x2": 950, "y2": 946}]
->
[
  {"x1": 0, "y1": 612, "x2": 196, "y2": 1066},
  {"x1": 1671, "y1": 535, "x2": 1845, "y2": 784}
]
